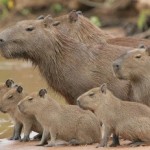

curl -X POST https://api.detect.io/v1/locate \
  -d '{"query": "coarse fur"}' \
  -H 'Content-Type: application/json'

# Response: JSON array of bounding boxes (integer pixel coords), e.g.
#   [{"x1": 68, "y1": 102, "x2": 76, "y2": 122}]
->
[
  {"x1": 18, "y1": 89, "x2": 101, "y2": 147},
  {"x1": 77, "y1": 83, "x2": 150, "y2": 147},
  {"x1": 113, "y1": 46, "x2": 150, "y2": 106},
  {"x1": 0, "y1": 86, "x2": 43, "y2": 141},
  {"x1": 0, "y1": 16, "x2": 131, "y2": 105},
  {"x1": 54, "y1": 10, "x2": 150, "y2": 47}
]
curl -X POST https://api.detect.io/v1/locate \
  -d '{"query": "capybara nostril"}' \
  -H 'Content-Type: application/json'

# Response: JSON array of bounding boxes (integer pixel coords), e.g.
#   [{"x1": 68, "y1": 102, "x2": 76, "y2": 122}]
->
[{"x1": 0, "y1": 38, "x2": 4, "y2": 43}]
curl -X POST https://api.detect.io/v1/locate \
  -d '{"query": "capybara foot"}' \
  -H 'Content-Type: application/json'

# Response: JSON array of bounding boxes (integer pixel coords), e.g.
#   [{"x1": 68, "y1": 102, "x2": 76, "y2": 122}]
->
[
  {"x1": 69, "y1": 139, "x2": 80, "y2": 146},
  {"x1": 36, "y1": 141, "x2": 48, "y2": 146},
  {"x1": 129, "y1": 141, "x2": 145, "y2": 147},
  {"x1": 45, "y1": 141, "x2": 56, "y2": 147},
  {"x1": 33, "y1": 133, "x2": 42, "y2": 140},
  {"x1": 8, "y1": 135, "x2": 21, "y2": 140},
  {"x1": 96, "y1": 142, "x2": 107, "y2": 148},
  {"x1": 109, "y1": 135, "x2": 120, "y2": 147},
  {"x1": 20, "y1": 136, "x2": 30, "y2": 142}
]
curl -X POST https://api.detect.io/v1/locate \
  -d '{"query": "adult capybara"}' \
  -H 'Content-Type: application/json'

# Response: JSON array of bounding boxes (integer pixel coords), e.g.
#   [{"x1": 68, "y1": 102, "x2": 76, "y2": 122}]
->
[
  {"x1": 77, "y1": 83, "x2": 150, "y2": 147},
  {"x1": 18, "y1": 89, "x2": 101, "y2": 147},
  {"x1": 0, "y1": 79, "x2": 15, "y2": 100},
  {"x1": 0, "y1": 15, "x2": 131, "y2": 106},
  {"x1": 113, "y1": 45, "x2": 150, "y2": 106},
  {"x1": 54, "y1": 10, "x2": 150, "y2": 47},
  {"x1": 0, "y1": 86, "x2": 43, "y2": 141}
]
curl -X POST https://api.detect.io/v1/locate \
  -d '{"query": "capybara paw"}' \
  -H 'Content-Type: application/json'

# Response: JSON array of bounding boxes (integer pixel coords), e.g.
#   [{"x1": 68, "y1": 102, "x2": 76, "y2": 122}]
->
[
  {"x1": 109, "y1": 142, "x2": 120, "y2": 147},
  {"x1": 36, "y1": 143, "x2": 45, "y2": 146},
  {"x1": 8, "y1": 136, "x2": 21, "y2": 140},
  {"x1": 129, "y1": 141, "x2": 145, "y2": 147},
  {"x1": 45, "y1": 142, "x2": 55, "y2": 147},
  {"x1": 20, "y1": 136, "x2": 30, "y2": 142},
  {"x1": 33, "y1": 133, "x2": 42, "y2": 140},
  {"x1": 69, "y1": 139, "x2": 80, "y2": 146},
  {"x1": 96, "y1": 143, "x2": 107, "y2": 148}
]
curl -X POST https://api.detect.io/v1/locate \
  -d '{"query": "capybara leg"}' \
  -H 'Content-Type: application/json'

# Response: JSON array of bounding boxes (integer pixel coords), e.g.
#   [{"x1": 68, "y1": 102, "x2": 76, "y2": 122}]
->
[
  {"x1": 129, "y1": 141, "x2": 145, "y2": 147},
  {"x1": 109, "y1": 134, "x2": 120, "y2": 147},
  {"x1": 21, "y1": 122, "x2": 32, "y2": 142},
  {"x1": 9, "y1": 122, "x2": 22, "y2": 140},
  {"x1": 33, "y1": 133, "x2": 42, "y2": 140},
  {"x1": 36, "y1": 128, "x2": 49, "y2": 146},
  {"x1": 45, "y1": 127, "x2": 57, "y2": 147},
  {"x1": 96, "y1": 124, "x2": 111, "y2": 148}
]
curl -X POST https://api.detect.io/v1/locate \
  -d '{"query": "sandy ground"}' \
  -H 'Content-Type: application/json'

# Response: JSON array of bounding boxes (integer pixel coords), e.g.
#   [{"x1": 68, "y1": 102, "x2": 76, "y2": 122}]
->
[{"x1": 1, "y1": 139, "x2": 150, "y2": 150}]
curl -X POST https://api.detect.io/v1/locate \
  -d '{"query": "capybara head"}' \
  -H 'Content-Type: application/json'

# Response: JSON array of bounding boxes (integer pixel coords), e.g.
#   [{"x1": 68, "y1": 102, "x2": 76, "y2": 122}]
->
[
  {"x1": 18, "y1": 89, "x2": 48, "y2": 115},
  {"x1": 0, "y1": 79, "x2": 15, "y2": 100},
  {"x1": 53, "y1": 10, "x2": 107, "y2": 44},
  {"x1": 0, "y1": 15, "x2": 61, "y2": 61},
  {"x1": 77, "y1": 83, "x2": 108, "y2": 112},
  {"x1": 0, "y1": 86, "x2": 23, "y2": 113},
  {"x1": 112, "y1": 45, "x2": 150, "y2": 80}
]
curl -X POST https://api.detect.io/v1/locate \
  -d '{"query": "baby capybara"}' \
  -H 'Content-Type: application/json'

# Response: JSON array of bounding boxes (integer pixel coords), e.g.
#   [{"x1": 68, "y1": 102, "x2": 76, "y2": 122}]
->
[
  {"x1": 77, "y1": 83, "x2": 150, "y2": 147},
  {"x1": 0, "y1": 86, "x2": 43, "y2": 141},
  {"x1": 18, "y1": 89, "x2": 101, "y2": 147}
]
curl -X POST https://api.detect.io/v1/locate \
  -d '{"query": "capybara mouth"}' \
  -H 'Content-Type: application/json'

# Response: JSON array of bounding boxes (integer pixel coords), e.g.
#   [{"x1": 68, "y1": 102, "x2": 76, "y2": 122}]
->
[{"x1": 0, "y1": 109, "x2": 7, "y2": 113}]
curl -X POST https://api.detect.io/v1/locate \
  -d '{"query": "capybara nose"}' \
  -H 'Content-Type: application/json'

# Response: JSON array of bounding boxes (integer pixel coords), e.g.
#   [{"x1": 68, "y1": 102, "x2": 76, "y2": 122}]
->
[
  {"x1": 113, "y1": 62, "x2": 120, "y2": 72},
  {"x1": 0, "y1": 38, "x2": 4, "y2": 43}
]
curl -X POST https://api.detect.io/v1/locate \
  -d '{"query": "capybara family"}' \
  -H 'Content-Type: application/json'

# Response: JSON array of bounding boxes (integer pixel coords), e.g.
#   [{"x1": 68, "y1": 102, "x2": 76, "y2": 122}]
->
[
  {"x1": 113, "y1": 46, "x2": 150, "y2": 106},
  {"x1": 0, "y1": 15, "x2": 132, "y2": 105},
  {"x1": 77, "y1": 83, "x2": 150, "y2": 147},
  {"x1": 0, "y1": 85, "x2": 43, "y2": 141},
  {"x1": 18, "y1": 89, "x2": 101, "y2": 146}
]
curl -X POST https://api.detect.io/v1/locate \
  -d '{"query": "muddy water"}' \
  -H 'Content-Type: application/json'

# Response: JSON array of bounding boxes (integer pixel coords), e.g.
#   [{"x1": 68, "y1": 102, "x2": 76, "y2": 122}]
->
[{"x1": 0, "y1": 57, "x2": 65, "y2": 139}]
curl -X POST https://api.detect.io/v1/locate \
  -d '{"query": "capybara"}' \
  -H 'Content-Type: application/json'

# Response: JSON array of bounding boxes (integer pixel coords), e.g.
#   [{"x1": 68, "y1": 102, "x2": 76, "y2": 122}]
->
[
  {"x1": 54, "y1": 10, "x2": 150, "y2": 47},
  {"x1": 77, "y1": 83, "x2": 150, "y2": 147},
  {"x1": 113, "y1": 46, "x2": 150, "y2": 106},
  {"x1": 0, "y1": 15, "x2": 131, "y2": 105},
  {"x1": 18, "y1": 89, "x2": 101, "y2": 147},
  {"x1": 0, "y1": 79, "x2": 15, "y2": 100},
  {"x1": 0, "y1": 86, "x2": 43, "y2": 141}
]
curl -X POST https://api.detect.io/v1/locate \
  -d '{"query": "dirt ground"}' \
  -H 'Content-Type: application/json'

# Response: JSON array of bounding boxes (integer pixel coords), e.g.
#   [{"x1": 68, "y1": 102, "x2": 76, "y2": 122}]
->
[{"x1": 1, "y1": 139, "x2": 150, "y2": 150}]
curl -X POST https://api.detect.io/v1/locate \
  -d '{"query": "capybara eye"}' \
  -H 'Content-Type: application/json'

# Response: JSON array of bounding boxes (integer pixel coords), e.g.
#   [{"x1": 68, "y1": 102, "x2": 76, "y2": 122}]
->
[
  {"x1": 135, "y1": 54, "x2": 141, "y2": 59},
  {"x1": 28, "y1": 97, "x2": 33, "y2": 101},
  {"x1": 8, "y1": 95, "x2": 13, "y2": 99},
  {"x1": 25, "y1": 26, "x2": 34, "y2": 32},
  {"x1": 89, "y1": 93, "x2": 94, "y2": 97}
]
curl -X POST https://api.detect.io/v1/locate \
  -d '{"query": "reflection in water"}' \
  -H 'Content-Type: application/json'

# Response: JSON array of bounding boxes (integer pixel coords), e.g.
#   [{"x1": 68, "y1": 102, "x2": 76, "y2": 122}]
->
[{"x1": 0, "y1": 57, "x2": 65, "y2": 139}]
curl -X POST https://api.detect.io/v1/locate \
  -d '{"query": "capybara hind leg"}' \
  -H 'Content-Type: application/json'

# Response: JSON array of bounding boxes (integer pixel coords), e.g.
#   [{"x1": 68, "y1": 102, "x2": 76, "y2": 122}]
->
[
  {"x1": 36, "y1": 129, "x2": 49, "y2": 146},
  {"x1": 96, "y1": 124, "x2": 111, "y2": 148},
  {"x1": 69, "y1": 139, "x2": 80, "y2": 145},
  {"x1": 129, "y1": 141, "x2": 146, "y2": 147},
  {"x1": 109, "y1": 134, "x2": 120, "y2": 147}
]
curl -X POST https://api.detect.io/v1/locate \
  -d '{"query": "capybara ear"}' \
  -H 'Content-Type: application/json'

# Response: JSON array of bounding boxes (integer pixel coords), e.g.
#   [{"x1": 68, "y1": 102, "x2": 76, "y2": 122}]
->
[
  {"x1": 52, "y1": 21, "x2": 60, "y2": 26},
  {"x1": 100, "y1": 83, "x2": 107, "y2": 94},
  {"x1": 17, "y1": 86, "x2": 23, "y2": 93},
  {"x1": 37, "y1": 15, "x2": 45, "y2": 20},
  {"x1": 69, "y1": 10, "x2": 78, "y2": 22},
  {"x1": 138, "y1": 44, "x2": 145, "y2": 49},
  {"x1": 39, "y1": 89, "x2": 47, "y2": 98},
  {"x1": 43, "y1": 15, "x2": 53, "y2": 27},
  {"x1": 146, "y1": 47, "x2": 150, "y2": 56},
  {"x1": 5, "y1": 79, "x2": 14, "y2": 88}
]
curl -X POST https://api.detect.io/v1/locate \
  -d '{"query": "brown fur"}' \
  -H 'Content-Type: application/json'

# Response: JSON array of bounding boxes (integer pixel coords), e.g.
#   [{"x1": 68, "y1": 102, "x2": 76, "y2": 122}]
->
[
  {"x1": 54, "y1": 11, "x2": 150, "y2": 47},
  {"x1": 0, "y1": 79, "x2": 15, "y2": 101},
  {"x1": 0, "y1": 16, "x2": 131, "y2": 105},
  {"x1": 77, "y1": 83, "x2": 150, "y2": 147},
  {"x1": 113, "y1": 46, "x2": 150, "y2": 106},
  {"x1": 0, "y1": 86, "x2": 43, "y2": 141},
  {"x1": 18, "y1": 89, "x2": 101, "y2": 147}
]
